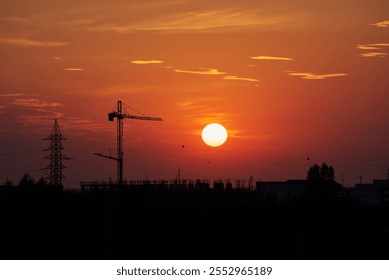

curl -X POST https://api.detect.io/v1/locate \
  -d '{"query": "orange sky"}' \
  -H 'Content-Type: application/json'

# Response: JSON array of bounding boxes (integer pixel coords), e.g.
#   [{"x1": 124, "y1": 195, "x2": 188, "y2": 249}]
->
[{"x1": 1, "y1": 0, "x2": 389, "y2": 188}]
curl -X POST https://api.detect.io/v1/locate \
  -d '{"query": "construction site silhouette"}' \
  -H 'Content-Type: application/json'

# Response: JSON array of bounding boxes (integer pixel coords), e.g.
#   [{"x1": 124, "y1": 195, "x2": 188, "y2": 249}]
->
[
  {"x1": 1, "y1": 114, "x2": 389, "y2": 260},
  {"x1": 1, "y1": 180, "x2": 389, "y2": 260}
]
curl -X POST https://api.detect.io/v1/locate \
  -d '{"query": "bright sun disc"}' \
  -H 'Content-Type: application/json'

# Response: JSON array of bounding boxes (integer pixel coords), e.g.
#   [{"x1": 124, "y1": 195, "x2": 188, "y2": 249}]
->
[{"x1": 202, "y1": 123, "x2": 228, "y2": 147}]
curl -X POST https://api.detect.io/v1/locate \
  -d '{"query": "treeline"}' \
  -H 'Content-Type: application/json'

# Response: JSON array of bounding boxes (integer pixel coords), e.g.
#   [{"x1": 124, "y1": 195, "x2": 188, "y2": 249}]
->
[{"x1": 1, "y1": 173, "x2": 63, "y2": 191}]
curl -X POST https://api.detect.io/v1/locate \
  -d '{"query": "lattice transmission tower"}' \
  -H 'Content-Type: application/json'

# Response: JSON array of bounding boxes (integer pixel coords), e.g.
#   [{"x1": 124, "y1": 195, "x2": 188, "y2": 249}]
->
[{"x1": 42, "y1": 119, "x2": 70, "y2": 187}]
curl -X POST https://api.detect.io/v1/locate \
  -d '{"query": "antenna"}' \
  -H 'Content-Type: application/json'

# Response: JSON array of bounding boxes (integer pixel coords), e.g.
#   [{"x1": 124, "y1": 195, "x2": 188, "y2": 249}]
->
[{"x1": 248, "y1": 176, "x2": 253, "y2": 190}]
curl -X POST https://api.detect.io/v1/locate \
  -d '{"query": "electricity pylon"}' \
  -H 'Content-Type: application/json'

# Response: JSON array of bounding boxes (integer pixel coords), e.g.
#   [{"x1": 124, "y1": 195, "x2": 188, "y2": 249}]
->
[{"x1": 42, "y1": 119, "x2": 71, "y2": 188}]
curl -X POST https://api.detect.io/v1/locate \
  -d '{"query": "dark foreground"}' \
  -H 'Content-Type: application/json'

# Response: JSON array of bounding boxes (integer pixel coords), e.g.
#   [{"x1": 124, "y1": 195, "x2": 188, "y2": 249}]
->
[{"x1": 1, "y1": 188, "x2": 388, "y2": 260}]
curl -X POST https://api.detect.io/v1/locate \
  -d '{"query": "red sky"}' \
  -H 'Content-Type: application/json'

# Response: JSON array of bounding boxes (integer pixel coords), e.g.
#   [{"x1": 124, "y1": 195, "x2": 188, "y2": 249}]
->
[{"x1": 1, "y1": 0, "x2": 389, "y2": 188}]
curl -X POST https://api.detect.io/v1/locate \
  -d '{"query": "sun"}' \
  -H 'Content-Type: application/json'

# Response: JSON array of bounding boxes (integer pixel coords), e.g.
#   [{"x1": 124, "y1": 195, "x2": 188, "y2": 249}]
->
[{"x1": 201, "y1": 123, "x2": 228, "y2": 147}]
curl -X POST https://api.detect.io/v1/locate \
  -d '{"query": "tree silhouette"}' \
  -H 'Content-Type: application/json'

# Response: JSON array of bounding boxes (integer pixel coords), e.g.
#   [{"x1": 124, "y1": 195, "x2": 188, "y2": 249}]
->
[
  {"x1": 18, "y1": 174, "x2": 36, "y2": 189},
  {"x1": 35, "y1": 177, "x2": 49, "y2": 189},
  {"x1": 306, "y1": 162, "x2": 342, "y2": 200},
  {"x1": 307, "y1": 162, "x2": 335, "y2": 183},
  {"x1": 3, "y1": 178, "x2": 13, "y2": 187}
]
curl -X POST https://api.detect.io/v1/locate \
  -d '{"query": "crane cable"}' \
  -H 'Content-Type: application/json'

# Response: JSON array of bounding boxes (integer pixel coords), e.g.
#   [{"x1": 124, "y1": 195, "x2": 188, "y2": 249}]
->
[{"x1": 122, "y1": 101, "x2": 148, "y2": 117}]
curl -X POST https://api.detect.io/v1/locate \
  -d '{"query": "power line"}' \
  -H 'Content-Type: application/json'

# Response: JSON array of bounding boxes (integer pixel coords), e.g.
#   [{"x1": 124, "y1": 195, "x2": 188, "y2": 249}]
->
[{"x1": 0, "y1": 150, "x2": 41, "y2": 156}]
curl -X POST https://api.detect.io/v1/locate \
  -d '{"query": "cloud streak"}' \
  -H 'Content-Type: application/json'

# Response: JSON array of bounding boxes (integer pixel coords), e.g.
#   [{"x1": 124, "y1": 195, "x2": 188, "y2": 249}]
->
[
  {"x1": 176, "y1": 97, "x2": 240, "y2": 128},
  {"x1": 360, "y1": 52, "x2": 387, "y2": 58},
  {"x1": 372, "y1": 20, "x2": 389, "y2": 27},
  {"x1": 251, "y1": 55, "x2": 293, "y2": 61},
  {"x1": 174, "y1": 68, "x2": 226, "y2": 75},
  {"x1": 288, "y1": 72, "x2": 348, "y2": 80},
  {"x1": 223, "y1": 75, "x2": 259, "y2": 82},
  {"x1": 11, "y1": 98, "x2": 63, "y2": 108},
  {"x1": 64, "y1": 68, "x2": 84, "y2": 71},
  {"x1": 10, "y1": 98, "x2": 65, "y2": 129},
  {"x1": 17, "y1": 113, "x2": 65, "y2": 131},
  {"x1": 357, "y1": 44, "x2": 380, "y2": 50},
  {"x1": 0, "y1": 37, "x2": 69, "y2": 47},
  {"x1": 59, "y1": 117, "x2": 112, "y2": 134},
  {"x1": 131, "y1": 60, "x2": 164, "y2": 64},
  {"x1": 0, "y1": 93, "x2": 25, "y2": 97},
  {"x1": 88, "y1": 7, "x2": 313, "y2": 34},
  {"x1": 358, "y1": 43, "x2": 389, "y2": 49},
  {"x1": 358, "y1": 43, "x2": 389, "y2": 57}
]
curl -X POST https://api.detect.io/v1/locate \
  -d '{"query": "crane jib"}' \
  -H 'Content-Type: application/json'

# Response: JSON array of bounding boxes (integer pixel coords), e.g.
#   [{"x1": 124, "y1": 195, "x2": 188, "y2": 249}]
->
[{"x1": 109, "y1": 113, "x2": 163, "y2": 121}]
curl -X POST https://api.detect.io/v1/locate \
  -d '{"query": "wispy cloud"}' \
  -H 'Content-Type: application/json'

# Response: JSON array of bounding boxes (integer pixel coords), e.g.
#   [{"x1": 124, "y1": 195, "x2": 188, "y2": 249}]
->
[
  {"x1": 357, "y1": 44, "x2": 380, "y2": 50},
  {"x1": 88, "y1": 7, "x2": 313, "y2": 34},
  {"x1": 176, "y1": 97, "x2": 240, "y2": 127},
  {"x1": 17, "y1": 113, "x2": 65, "y2": 131},
  {"x1": 131, "y1": 60, "x2": 164, "y2": 64},
  {"x1": 0, "y1": 93, "x2": 25, "y2": 97},
  {"x1": 360, "y1": 52, "x2": 387, "y2": 58},
  {"x1": 11, "y1": 98, "x2": 63, "y2": 108},
  {"x1": 64, "y1": 67, "x2": 84, "y2": 71},
  {"x1": 372, "y1": 43, "x2": 389, "y2": 47},
  {"x1": 251, "y1": 55, "x2": 293, "y2": 61},
  {"x1": 2, "y1": 16, "x2": 35, "y2": 24},
  {"x1": 372, "y1": 20, "x2": 389, "y2": 27},
  {"x1": 14, "y1": 112, "x2": 111, "y2": 134},
  {"x1": 223, "y1": 75, "x2": 259, "y2": 82},
  {"x1": 358, "y1": 43, "x2": 389, "y2": 57},
  {"x1": 358, "y1": 43, "x2": 389, "y2": 49},
  {"x1": 176, "y1": 98, "x2": 222, "y2": 123},
  {"x1": 174, "y1": 68, "x2": 226, "y2": 75},
  {"x1": 0, "y1": 37, "x2": 69, "y2": 47},
  {"x1": 59, "y1": 117, "x2": 112, "y2": 134},
  {"x1": 288, "y1": 72, "x2": 348, "y2": 80},
  {"x1": 3, "y1": 3, "x2": 313, "y2": 37},
  {"x1": 10, "y1": 98, "x2": 64, "y2": 130},
  {"x1": 3, "y1": 15, "x2": 99, "y2": 30}
]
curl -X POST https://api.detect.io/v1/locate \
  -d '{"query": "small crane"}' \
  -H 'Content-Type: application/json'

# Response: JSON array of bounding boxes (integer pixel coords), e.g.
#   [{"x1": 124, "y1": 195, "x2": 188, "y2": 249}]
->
[{"x1": 95, "y1": 100, "x2": 163, "y2": 187}]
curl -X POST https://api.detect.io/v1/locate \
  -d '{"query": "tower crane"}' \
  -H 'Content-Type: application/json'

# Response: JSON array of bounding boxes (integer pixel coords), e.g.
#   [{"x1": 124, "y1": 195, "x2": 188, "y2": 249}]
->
[{"x1": 95, "y1": 100, "x2": 163, "y2": 187}]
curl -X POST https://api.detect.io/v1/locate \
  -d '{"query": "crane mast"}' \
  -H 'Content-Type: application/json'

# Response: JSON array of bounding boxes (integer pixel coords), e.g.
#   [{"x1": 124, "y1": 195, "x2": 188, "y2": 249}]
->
[
  {"x1": 117, "y1": 100, "x2": 123, "y2": 187},
  {"x1": 95, "y1": 100, "x2": 162, "y2": 187}
]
